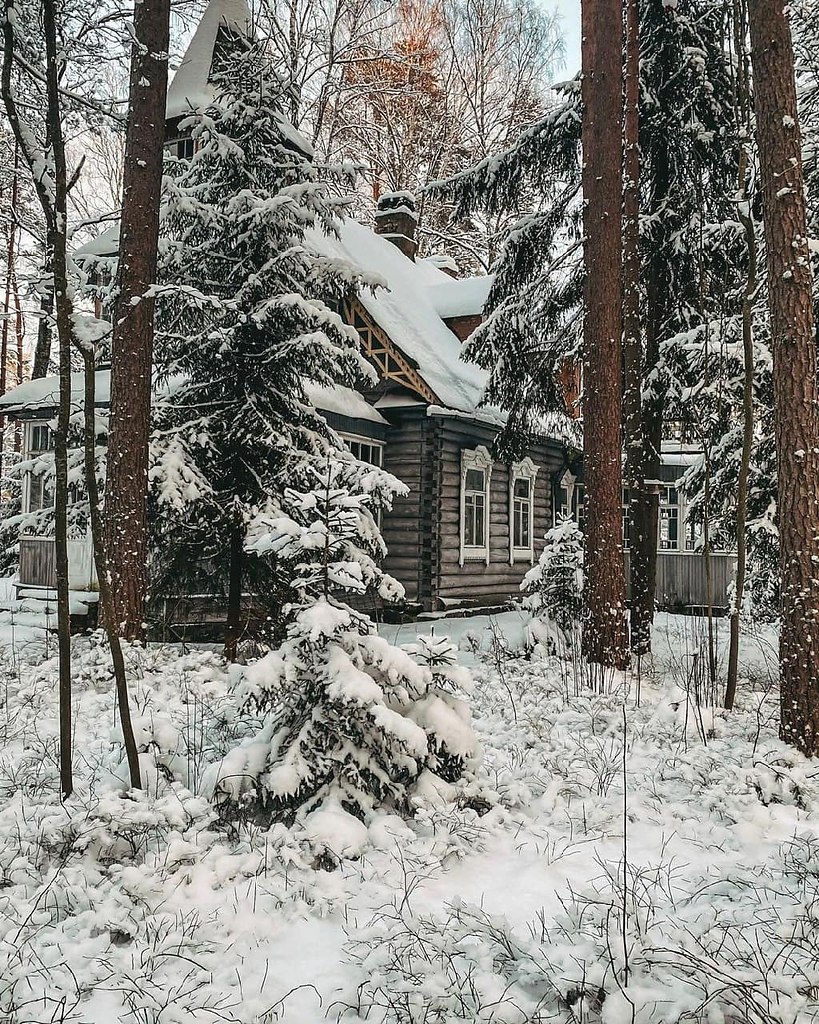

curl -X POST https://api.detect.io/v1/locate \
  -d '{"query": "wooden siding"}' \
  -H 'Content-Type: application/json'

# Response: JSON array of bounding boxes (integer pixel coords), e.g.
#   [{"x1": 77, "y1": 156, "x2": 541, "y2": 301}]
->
[
  {"x1": 380, "y1": 407, "x2": 436, "y2": 604},
  {"x1": 433, "y1": 417, "x2": 565, "y2": 608},
  {"x1": 19, "y1": 538, "x2": 56, "y2": 589},
  {"x1": 629, "y1": 551, "x2": 737, "y2": 611},
  {"x1": 19, "y1": 537, "x2": 98, "y2": 590}
]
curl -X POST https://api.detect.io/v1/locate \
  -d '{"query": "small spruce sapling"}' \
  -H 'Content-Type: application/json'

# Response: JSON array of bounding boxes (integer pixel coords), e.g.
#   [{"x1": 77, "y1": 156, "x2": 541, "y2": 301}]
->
[
  {"x1": 205, "y1": 458, "x2": 477, "y2": 837},
  {"x1": 521, "y1": 515, "x2": 584, "y2": 656}
]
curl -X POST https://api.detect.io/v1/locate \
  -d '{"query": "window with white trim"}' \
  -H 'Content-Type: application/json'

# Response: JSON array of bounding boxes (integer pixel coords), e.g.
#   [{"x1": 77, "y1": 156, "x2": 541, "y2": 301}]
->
[
  {"x1": 28, "y1": 423, "x2": 53, "y2": 454},
  {"x1": 25, "y1": 422, "x2": 54, "y2": 514},
  {"x1": 659, "y1": 486, "x2": 680, "y2": 550},
  {"x1": 573, "y1": 483, "x2": 586, "y2": 533},
  {"x1": 343, "y1": 436, "x2": 383, "y2": 467},
  {"x1": 460, "y1": 446, "x2": 492, "y2": 565},
  {"x1": 509, "y1": 457, "x2": 538, "y2": 563},
  {"x1": 165, "y1": 136, "x2": 195, "y2": 160}
]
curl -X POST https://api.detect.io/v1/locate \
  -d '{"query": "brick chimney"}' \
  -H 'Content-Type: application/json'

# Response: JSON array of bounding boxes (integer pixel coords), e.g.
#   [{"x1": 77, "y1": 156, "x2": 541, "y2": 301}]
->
[{"x1": 374, "y1": 191, "x2": 418, "y2": 260}]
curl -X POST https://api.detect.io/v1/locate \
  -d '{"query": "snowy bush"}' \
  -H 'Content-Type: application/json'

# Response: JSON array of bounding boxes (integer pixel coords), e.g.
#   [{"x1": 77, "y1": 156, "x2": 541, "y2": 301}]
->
[
  {"x1": 520, "y1": 515, "x2": 583, "y2": 656},
  {"x1": 203, "y1": 460, "x2": 478, "y2": 841}
]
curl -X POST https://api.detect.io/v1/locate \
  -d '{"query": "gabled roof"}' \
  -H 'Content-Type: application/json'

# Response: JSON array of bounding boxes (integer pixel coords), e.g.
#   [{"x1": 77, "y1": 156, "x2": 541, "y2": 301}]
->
[
  {"x1": 166, "y1": 0, "x2": 253, "y2": 120},
  {"x1": 306, "y1": 220, "x2": 496, "y2": 419},
  {"x1": 165, "y1": 0, "x2": 312, "y2": 156},
  {"x1": 76, "y1": 218, "x2": 497, "y2": 421}
]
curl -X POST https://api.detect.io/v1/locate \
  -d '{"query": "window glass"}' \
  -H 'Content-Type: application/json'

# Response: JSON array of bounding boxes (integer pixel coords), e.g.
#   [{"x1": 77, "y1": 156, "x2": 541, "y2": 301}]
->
[
  {"x1": 659, "y1": 486, "x2": 680, "y2": 550},
  {"x1": 344, "y1": 438, "x2": 383, "y2": 467},
  {"x1": 573, "y1": 484, "x2": 586, "y2": 533},
  {"x1": 464, "y1": 491, "x2": 486, "y2": 546},
  {"x1": 512, "y1": 475, "x2": 533, "y2": 549},
  {"x1": 29, "y1": 425, "x2": 52, "y2": 453},
  {"x1": 464, "y1": 468, "x2": 487, "y2": 548},
  {"x1": 28, "y1": 474, "x2": 54, "y2": 512},
  {"x1": 622, "y1": 487, "x2": 630, "y2": 548}
]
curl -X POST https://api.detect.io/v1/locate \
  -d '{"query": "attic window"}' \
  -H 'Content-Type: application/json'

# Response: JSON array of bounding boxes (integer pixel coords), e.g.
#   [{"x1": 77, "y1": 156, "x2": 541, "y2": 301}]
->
[{"x1": 460, "y1": 446, "x2": 492, "y2": 566}]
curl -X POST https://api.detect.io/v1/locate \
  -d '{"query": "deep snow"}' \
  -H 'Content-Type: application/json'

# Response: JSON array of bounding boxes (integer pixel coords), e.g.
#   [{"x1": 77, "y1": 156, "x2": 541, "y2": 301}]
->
[{"x1": 0, "y1": 609, "x2": 815, "y2": 1024}]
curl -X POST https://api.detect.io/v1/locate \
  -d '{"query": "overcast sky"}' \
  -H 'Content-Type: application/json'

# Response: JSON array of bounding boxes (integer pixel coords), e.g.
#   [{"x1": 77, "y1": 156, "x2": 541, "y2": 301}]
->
[{"x1": 552, "y1": 0, "x2": 581, "y2": 79}]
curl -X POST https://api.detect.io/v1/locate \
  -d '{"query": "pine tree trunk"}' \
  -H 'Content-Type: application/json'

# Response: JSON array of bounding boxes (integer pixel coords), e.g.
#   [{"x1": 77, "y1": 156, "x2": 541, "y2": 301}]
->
[
  {"x1": 104, "y1": 0, "x2": 171, "y2": 640},
  {"x1": 749, "y1": 0, "x2": 819, "y2": 754},
  {"x1": 622, "y1": 0, "x2": 652, "y2": 657},
  {"x1": 581, "y1": 0, "x2": 629, "y2": 670},
  {"x1": 224, "y1": 508, "x2": 244, "y2": 663}
]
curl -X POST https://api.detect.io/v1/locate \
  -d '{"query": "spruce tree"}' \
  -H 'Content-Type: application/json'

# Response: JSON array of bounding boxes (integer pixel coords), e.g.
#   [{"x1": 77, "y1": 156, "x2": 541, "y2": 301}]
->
[
  {"x1": 205, "y1": 458, "x2": 477, "y2": 831},
  {"x1": 150, "y1": 45, "x2": 382, "y2": 647}
]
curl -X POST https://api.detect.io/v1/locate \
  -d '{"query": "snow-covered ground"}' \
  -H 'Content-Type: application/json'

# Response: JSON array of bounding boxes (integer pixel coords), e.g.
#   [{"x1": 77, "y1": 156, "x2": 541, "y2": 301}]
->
[{"x1": 0, "y1": 610, "x2": 814, "y2": 1023}]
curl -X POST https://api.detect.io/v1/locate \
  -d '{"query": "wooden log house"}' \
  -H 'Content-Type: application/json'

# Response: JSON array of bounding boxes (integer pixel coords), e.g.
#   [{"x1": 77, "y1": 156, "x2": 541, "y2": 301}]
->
[{"x1": 0, "y1": 0, "x2": 734, "y2": 622}]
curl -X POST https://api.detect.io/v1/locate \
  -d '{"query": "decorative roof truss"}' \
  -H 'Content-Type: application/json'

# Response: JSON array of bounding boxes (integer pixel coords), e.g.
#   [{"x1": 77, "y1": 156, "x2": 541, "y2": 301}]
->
[{"x1": 343, "y1": 298, "x2": 438, "y2": 404}]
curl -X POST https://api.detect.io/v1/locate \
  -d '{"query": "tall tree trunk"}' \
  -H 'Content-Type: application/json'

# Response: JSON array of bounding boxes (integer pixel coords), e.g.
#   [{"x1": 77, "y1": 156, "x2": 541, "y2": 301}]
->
[
  {"x1": 3, "y1": 0, "x2": 75, "y2": 796},
  {"x1": 0, "y1": 140, "x2": 18, "y2": 478},
  {"x1": 580, "y1": 0, "x2": 629, "y2": 670},
  {"x1": 748, "y1": 0, "x2": 819, "y2": 754},
  {"x1": 726, "y1": 0, "x2": 756, "y2": 711},
  {"x1": 104, "y1": 0, "x2": 171, "y2": 640},
  {"x1": 622, "y1": 0, "x2": 652, "y2": 657},
  {"x1": 44, "y1": 0, "x2": 74, "y2": 801},
  {"x1": 79, "y1": 350, "x2": 141, "y2": 788},
  {"x1": 12, "y1": 257, "x2": 23, "y2": 451}
]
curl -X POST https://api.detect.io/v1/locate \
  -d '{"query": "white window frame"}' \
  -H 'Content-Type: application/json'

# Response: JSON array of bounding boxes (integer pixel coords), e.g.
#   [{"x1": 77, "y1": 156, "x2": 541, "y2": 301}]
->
[
  {"x1": 23, "y1": 420, "x2": 54, "y2": 517},
  {"x1": 509, "y1": 457, "x2": 538, "y2": 564},
  {"x1": 658, "y1": 484, "x2": 681, "y2": 551},
  {"x1": 340, "y1": 431, "x2": 384, "y2": 468},
  {"x1": 460, "y1": 446, "x2": 492, "y2": 566}
]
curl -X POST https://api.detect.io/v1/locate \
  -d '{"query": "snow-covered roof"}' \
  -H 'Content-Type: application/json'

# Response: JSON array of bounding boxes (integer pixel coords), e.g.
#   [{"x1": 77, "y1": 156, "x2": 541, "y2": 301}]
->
[
  {"x1": 0, "y1": 370, "x2": 111, "y2": 413},
  {"x1": 307, "y1": 220, "x2": 495, "y2": 418},
  {"x1": 426, "y1": 275, "x2": 493, "y2": 320},
  {"x1": 73, "y1": 223, "x2": 118, "y2": 261},
  {"x1": 304, "y1": 382, "x2": 387, "y2": 425},
  {"x1": 165, "y1": 0, "x2": 313, "y2": 158},
  {"x1": 0, "y1": 370, "x2": 387, "y2": 431},
  {"x1": 166, "y1": 0, "x2": 253, "y2": 120}
]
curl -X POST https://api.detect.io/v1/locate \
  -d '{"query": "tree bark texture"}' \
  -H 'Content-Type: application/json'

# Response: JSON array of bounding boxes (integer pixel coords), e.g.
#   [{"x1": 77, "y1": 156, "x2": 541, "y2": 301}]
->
[
  {"x1": 622, "y1": 0, "x2": 653, "y2": 656},
  {"x1": 748, "y1": 0, "x2": 819, "y2": 754},
  {"x1": 0, "y1": 140, "x2": 19, "y2": 478},
  {"x1": 581, "y1": 0, "x2": 629, "y2": 669},
  {"x1": 104, "y1": 0, "x2": 171, "y2": 640}
]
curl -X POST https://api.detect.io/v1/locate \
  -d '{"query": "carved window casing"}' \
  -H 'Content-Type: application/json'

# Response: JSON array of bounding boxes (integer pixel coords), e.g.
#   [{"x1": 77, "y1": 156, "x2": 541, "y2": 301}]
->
[
  {"x1": 509, "y1": 457, "x2": 538, "y2": 564},
  {"x1": 460, "y1": 446, "x2": 493, "y2": 566}
]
